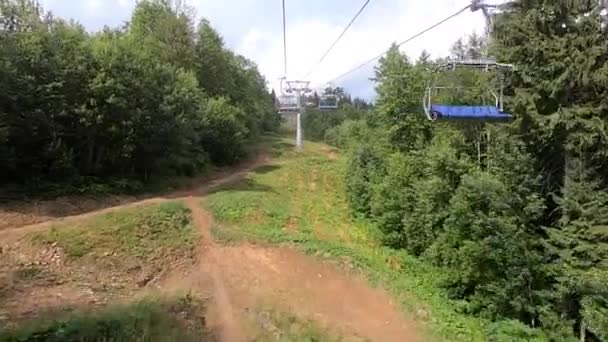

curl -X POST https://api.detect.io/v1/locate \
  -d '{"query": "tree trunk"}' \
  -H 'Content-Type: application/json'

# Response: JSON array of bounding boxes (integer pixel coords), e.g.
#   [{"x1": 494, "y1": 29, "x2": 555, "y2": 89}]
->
[{"x1": 580, "y1": 320, "x2": 586, "y2": 342}]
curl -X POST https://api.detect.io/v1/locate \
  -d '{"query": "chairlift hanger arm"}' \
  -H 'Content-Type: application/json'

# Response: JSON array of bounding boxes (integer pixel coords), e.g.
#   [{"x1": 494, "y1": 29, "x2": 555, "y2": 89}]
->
[{"x1": 279, "y1": 77, "x2": 289, "y2": 95}]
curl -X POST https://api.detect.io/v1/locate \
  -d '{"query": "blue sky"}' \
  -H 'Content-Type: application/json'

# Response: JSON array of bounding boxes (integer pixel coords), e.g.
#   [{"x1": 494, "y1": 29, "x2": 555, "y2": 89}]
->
[{"x1": 39, "y1": 0, "x2": 499, "y2": 100}]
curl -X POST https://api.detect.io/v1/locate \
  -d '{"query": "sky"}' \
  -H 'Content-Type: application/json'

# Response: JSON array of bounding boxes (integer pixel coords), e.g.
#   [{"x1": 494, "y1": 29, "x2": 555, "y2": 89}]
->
[{"x1": 38, "y1": 0, "x2": 500, "y2": 100}]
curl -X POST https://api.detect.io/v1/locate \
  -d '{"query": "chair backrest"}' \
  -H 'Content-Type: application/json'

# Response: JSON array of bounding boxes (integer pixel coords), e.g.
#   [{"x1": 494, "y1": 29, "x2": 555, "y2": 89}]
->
[
  {"x1": 278, "y1": 95, "x2": 298, "y2": 112},
  {"x1": 319, "y1": 95, "x2": 338, "y2": 110}
]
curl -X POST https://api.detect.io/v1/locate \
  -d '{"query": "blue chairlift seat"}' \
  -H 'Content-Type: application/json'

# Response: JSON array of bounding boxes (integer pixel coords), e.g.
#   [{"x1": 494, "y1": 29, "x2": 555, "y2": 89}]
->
[{"x1": 430, "y1": 104, "x2": 512, "y2": 121}]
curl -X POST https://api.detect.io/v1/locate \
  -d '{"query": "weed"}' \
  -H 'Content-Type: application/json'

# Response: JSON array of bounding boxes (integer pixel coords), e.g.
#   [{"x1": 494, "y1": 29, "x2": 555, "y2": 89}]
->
[
  {"x1": 247, "y1": 307, "x2": 345, "y2": 342},
  {"x1": 15, "y1": 267, "x2": 42, "y2": 281},
  {"x1": 0, "y1": 295, "x2": 212, "y2": 342}
]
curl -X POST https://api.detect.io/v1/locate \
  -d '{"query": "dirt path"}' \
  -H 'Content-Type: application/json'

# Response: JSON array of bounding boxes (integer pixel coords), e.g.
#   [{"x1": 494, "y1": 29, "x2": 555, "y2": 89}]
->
[
  {"x1": 173, "y1": 199, "x2": 419, "y2": 342},
  {"x1": 0, "y1": 154, "x2": 269, "y2": 244},
  {"x1": 182, "y1": 197, "x2": 245, "y2": 342},
  {"x1": 210, "y1": 244, "x2": 419, "y2": 341}
]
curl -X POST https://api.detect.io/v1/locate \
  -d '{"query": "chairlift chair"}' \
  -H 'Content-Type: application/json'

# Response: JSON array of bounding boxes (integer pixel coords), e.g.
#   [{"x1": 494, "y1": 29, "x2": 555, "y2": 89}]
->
[
  {"x1": 278, "y1": 94, "x2": 298, "y2": 115},
  {"x1": 422, "y1": 58, "x2": 514, "y2": 121},
  {"x1": 319, "y1": 95, "x2": 338, "y2": 110}
]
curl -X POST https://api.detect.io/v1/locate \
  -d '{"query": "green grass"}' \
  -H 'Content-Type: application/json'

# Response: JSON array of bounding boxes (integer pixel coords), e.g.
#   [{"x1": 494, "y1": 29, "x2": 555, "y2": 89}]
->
[
  {"x1": 30, "y1": 201, "x2": 197, "y2": 260},
  {"x1": 204, "y1": 137, "x2": 545, "y2": 342},
  {"x1": 0, "y1": 295, "x2": 212, "y2": 342},
  {"x1": 246, "y1": 307, "x2": 347, "y2": 342}
]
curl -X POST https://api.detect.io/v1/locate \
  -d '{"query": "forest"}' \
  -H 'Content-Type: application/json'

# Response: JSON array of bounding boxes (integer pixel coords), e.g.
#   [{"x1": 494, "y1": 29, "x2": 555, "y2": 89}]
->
[
  {"x1": 315, "y1": 1, "x2": 608, "y2": 340},
  {"x1": 0, "y1": 0, "x2": 279, "y2": 195}
]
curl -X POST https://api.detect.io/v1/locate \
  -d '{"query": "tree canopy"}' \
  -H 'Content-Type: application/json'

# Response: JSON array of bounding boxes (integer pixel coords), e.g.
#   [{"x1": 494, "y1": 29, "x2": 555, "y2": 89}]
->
[{"x1": 0, "y1": 0, "x2": 279, "y2": 194}]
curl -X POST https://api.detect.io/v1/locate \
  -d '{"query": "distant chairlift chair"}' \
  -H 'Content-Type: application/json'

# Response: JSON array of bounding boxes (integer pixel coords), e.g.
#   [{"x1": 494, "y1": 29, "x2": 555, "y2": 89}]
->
[
  {"x1": 423, "y1": 58, "x2": 514, "y2": 122},
  {"x1": 278, "y1": 94, "x2": 298, "y2": 115},
  {"x1": 319, "y1": 95, "x2": 338, "y2": 110}
]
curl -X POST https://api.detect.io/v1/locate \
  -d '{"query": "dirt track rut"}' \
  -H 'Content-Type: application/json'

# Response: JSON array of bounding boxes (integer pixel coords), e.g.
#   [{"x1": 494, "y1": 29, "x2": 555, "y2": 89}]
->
[{"x1": 176, "y1": 198, "x2": 419, "y2": 341}]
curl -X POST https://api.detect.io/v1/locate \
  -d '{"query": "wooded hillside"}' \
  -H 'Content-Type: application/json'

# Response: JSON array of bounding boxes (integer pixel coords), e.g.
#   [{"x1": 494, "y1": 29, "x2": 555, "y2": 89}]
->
[
  {"x1": 324, "y1": 1, "x2": 608, "y2": 340},
  {"x1": 0, "y1": 0, "x2": 279, "y2": 194}
]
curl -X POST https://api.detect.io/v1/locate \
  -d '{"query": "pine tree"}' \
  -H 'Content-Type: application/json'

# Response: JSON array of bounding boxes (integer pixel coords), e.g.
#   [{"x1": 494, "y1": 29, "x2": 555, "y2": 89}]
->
[
  {"x1": 493, "y1": 1, "x2": 608, "y2": 337},
  {"x1": 373, "y1": 44, "x2": 430, "y2": 152},
  {"x1": 494, "y1": 0, "x2": 608, "y2": 208},
  {"x1": 550, "y1": 155, "x2": 608, "y2": 340}
]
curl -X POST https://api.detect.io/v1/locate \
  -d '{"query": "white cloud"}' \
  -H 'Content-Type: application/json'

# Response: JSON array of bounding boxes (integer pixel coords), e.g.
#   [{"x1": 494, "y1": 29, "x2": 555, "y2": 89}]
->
[
  {"x1": 239, "y1": 28, "x2": 263, "y2": 54},
  {"x1": 39, "y1": 0, "x2": 507, "y2": 99},
  {"x1": 87, "y1": 0, "x2": 103, "y2": 11},
  {"x1": 117, "y1": 0, "x2": 132, "y2": 8}
]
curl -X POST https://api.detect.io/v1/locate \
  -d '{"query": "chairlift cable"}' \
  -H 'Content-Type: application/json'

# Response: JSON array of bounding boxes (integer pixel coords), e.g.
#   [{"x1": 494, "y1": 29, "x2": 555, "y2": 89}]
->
[
  {"x1": 324, "y1": 4, "x2": 471, "y2": 85},
  {"x1": 302, "y1": 0, "x2": 371, "y2": 79}
]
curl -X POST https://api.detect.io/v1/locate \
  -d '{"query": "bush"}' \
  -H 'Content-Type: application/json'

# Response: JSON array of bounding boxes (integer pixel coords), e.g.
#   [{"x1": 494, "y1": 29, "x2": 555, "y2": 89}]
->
[
  {"x1": 303, "y1": 104, "x2": 369, "y2": 143},
  {"x1": 325, "y1": 119, "x2": 371, "y2": 149},
  {"x1": 368, "y1": 127, "x2": 472, "y2": 254},
  {"x1": 429, "y1": 171, "x2": 547, "y2": 322},
  {"x1": 200, "y1": 97, "x2": 249, "y2": 166},
  {"x1": 0, "y1": 296, "x2": 209, "y2": 342},
  {"x1": 302, "y1": 109, "x2": 345, "y2": 141},
  {"x1": 345, "y1": 143, "x2": 387, "y2": 216},
  {"x1": 484, "y1": 319, "x2": 549, "y2": 342}
]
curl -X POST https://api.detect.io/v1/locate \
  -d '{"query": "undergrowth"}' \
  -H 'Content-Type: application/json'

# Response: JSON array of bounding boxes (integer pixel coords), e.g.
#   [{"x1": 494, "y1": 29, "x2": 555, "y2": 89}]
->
[
  {"x1": 0, "y1": 295, "x2": 212, "y2": 342},
  {"x1": 247, "y1": 307, "x2": 346, "y2": 342},
  {"x1": 204, "y1": 137, "x2": 546, "y2": 342},
  {"x1": 30, "y1": 201, "x2": 197, "y2": 260}
]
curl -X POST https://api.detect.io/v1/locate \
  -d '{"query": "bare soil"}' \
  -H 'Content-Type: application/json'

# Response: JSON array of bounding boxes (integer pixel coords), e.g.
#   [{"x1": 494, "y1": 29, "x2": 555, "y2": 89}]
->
[
  {"x1": 320, "y1": 146, "x2": 339, "y2": 160},
  {"x1": 166, "y1": 198, "x2": 420, "y2": 342},
  {"x1": 0, "y1": 242, "x2": 146, "y2": 324}
]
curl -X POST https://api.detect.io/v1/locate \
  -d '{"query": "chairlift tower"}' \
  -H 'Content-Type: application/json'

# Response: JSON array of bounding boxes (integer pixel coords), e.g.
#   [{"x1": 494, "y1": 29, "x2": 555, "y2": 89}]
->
[{"x1": 286, "y1": 80, "x2": 310, "y2": 149}]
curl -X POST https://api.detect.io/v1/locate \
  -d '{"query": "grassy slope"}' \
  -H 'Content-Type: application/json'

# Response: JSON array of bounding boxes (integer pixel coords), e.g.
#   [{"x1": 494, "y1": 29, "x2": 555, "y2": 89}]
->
[
  {"x1": 30, "y1": 201, "x2": 198, "y2": 260},
  {"x1": 204, "y1": 137, "x2": 544, "y2": 342}
]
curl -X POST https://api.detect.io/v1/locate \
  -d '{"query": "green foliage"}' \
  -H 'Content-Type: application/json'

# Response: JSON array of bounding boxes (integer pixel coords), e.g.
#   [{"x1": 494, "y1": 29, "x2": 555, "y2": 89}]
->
[
  {"x1": 325, "y1": 119, "x2": 373, "y2": 149},
  {"x1": 488, "y1": 1, "x2": 608, "y2": 339},
  {"x1": 129, "y1": 0, "x2": 196, "y2": 70},
  {"x1": 345, "y1": 143, "x2": 387, "y2": 216},
  {"x1": 337, "y1": 2, "x2": 608, "y2": 337},
  {"x1": 302, "y1": 109, "x2": 345, "y2": 142},
  {"x1": 0, "y1": 0, "x2": 277, "y2": 193},
  {"x1": 364, "y1": 127, "x2": 472, "y2": 254},
  {"x1": 247, "y1": 308, "x2": 343, "y2": 342},
  {"x1": 302, "y1": 102, "x2": 370, "y2": 142},
  {"x1": 200, "y1": 97, "x2": 248, "y2": 165},
  {"x1": 484, "y1": 320, "x2": 548, "y2": 342},
  {"x1": 548, "y1": 157, "x2": 608, "y2": 339},
  {"x1": 0, "y1": 296, "x2": 209, "y2": 342},
  {"x1": 31, "y1": 201, "x2": 197, "y2": 260},
  {"x1": 194, "y1": 19, "x2": 235, "y2": 99},
  {"x1": 374, "y1": 44, "x2": 431, "y2": 152},
  {"x1": 430, "y1": 172, "x2": 547, "y2": 322}
]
